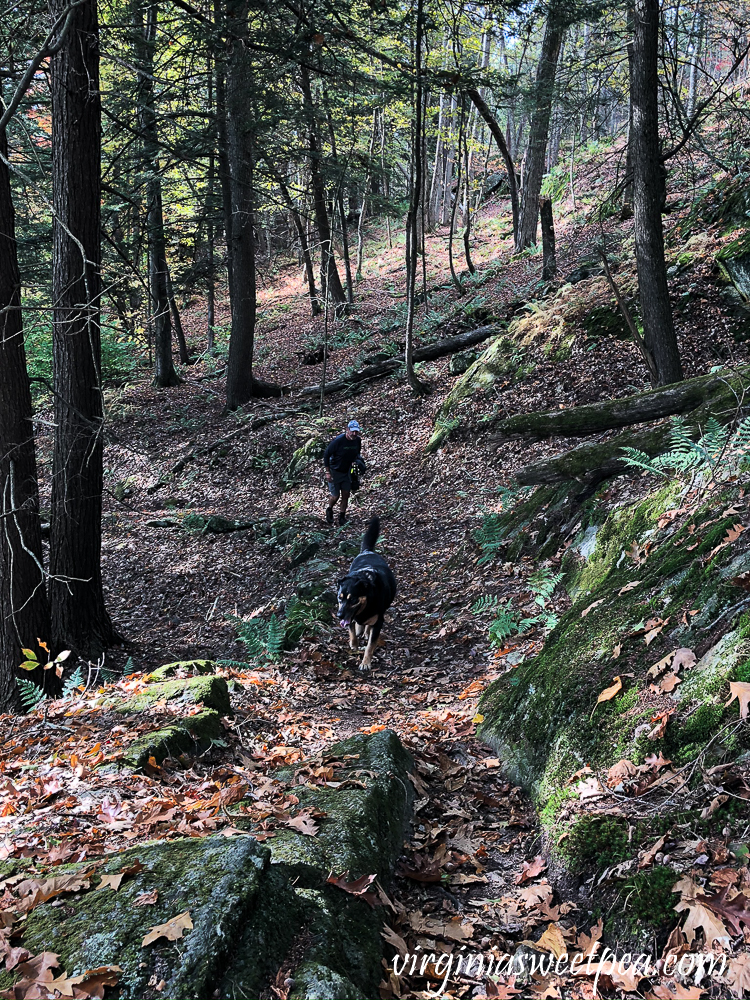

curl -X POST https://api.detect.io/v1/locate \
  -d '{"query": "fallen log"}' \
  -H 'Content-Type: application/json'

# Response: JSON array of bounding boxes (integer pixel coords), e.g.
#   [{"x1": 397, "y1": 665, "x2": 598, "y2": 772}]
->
[
  {"x1": 299, "y1": 324, "x2": 503, "y2": 398},
  {"x1": 516, "y1": 387, "x2": 750, "y2": 486},
  {"x1": 491, "y1": 368, "x2": 750, "y2": 443}
]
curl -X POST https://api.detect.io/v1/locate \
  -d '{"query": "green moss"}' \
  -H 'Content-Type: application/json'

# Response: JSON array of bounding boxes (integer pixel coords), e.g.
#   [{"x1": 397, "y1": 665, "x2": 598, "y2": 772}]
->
[
  {"x1": 148, "y1": 659, "x2": 217, "y2": 681},
  {"x1": 739, "y1": 612, "x2": 750, "y2": 640},
  {"x1": 108, "y1": 675, "x2": 231, "y2": 715},
  {"x1": 539, "y1": 786, "x2": 576, "y2": 829},
  {"x1": 122, "y1": 709, "x2": 222, "y2": 769},
  {"x1": 621, "y1": 867, "x2": 680, "y2": 929},
  {"x1": 560, "y1": 815, "x2": 630, "y2": 873},
  {"x1": 736, "y1": 659, "x2": 750, "y2": 682}
]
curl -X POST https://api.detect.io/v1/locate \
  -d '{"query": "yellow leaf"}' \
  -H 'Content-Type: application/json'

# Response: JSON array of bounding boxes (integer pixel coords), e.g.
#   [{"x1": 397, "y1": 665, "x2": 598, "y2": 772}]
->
[
  {"x1": 536, "y1": 922, "x2": 567, "y2": 958},
  {"x1": 142, "y1": 911, "x2": 193, "y2": 947},
  {"x1": 472, "y1": 712, "x2": 484, "y2": 724},
  {"x1": 19, "y1": 660, "x2": 39, "y2": 671},
  {"x1": 597, "y1": 676, "x2": 623, "y2": 705},
  {"x1": 21, "y1": 648, "x2": 38, "y2": 661}
]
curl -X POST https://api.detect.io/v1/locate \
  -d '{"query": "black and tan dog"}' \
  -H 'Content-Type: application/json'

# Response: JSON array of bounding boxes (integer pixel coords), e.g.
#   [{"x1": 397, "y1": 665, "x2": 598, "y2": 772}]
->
[{"x1": 337, "y1": 516, "x2": 397, "y2": 669}]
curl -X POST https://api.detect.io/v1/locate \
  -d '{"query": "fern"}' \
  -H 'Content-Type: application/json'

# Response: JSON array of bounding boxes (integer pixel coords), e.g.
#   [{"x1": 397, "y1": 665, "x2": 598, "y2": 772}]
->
[
  {"x1": 488, "y1": 602, "x2": 519, "y2": 646},
  {"x1": 622, "y1": 414, "x2": 750, "y2": 484},
  {"x1": 63, "y1": 665, "x2": 84, "y2": 697},
  {"x1": 471, "y1": 594, "x2": 502, "y2": 614},
  {"x1": 475, "y1": 514, "x2": 506, "y2": 565},
  {"x1": 528, "y1": 568, "x2": 563, "y2": 605},
  {"x1": 17, "y1": 677, "x2": 46, "y2": 711}
]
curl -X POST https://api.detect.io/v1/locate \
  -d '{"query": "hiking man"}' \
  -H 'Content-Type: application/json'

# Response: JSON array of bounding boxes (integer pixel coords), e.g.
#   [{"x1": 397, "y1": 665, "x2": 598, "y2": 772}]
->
[{"x1": 323, "y1": 420, "x2": 365, "y2": 525}]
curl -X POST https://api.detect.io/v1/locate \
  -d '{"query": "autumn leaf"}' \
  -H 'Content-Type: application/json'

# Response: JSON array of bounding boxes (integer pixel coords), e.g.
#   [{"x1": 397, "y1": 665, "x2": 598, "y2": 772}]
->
[
  {"x1": 673, "y1": 876, "x2": 730, "y2": 946},
  {"x1": 142, "y1": 910, "x2": 193, "y2": 947},
  {"x1": 133, "y1": 889, "x2": 158, "y2": 907},
  {"x1": 695, "y1": 884, "x2": 750, "y2": 936},
  {"x1": 536, "y1": 922, "x2": 567, "y2": 958},
  {"x1": 648, "y1": 982, "x2": 706, "y2": 998},
  {"x1": 286, "y1": 812, "x2": 319, "y2": 836},
  {"x1": 671, "y1": 647, "x2": 696, "y2": 671},
  {"x1": 639, "y1": 833, "x2": 668, "y2": 869},
  {"x1": 647, "y1": 709, "x2": 674, "y2": 740},
  {"x1": 619, "y1": 580, "x2": 641, "y2": 595},
  {"x1": 480, "y1": 977, "x2": 523, "y2": 998},
  {"x1": 726, "y1": 681, "x2": 750, "y2": 719},
  {"x1": 326, "y1": 872, "x2": 379, "y2": 908},
  {"x1": 595, "y1": 676, "x2": 623, "y2": 707},
  {"x1": 396, "y1": 853, "x2": 443, "y2": 883},
  {"x1": 611, "y1": 643, "x2": 621, "y2": 659},
  {"x1": 581, "y1": 598, "x2": 605, "y2": 618},
  {"x1": 381, "y1": 924, "x2": 408, "y2": 955},
  {"x1": 726, "y1": 953, "x2": 750, "y2": 999},
  {"x1": 606, "y1": 759, "x2": 636, "y2": 787},
  {"x1": 95, "y1": 873, "x2": 124, "y2": 892},
  {"x1": 514, "y1": 855, "x2": 547, "y2": 885}
]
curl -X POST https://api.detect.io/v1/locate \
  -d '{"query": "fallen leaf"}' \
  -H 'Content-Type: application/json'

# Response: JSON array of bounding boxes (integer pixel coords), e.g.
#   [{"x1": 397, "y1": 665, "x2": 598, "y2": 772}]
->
[
  {"x1": 133, "y1": 889, "x2": 158, "y2": 907},
  {"x1": 619, "y1": 580, "x2": 641, "y2": 595},
  {"x1": 142, "y1": 911, "x2": 193, "y2": 947},
  {"x1": 639, "y1": 833, "x2": 668, "y2": 869},
  {"x1": 655, "y1": 672, "x2": 681, "y2": 693},
  {"x1": 647, "y1": 709, "x2": 674, "y2": 739},
  {"x1": 581, "y1": 599, "x2": 605, "y2": 618},
  {"x1": 514, "y1": 856, "x2": 547, "y2": 885},
  {"x1": 673, "y1": 876, "x2": 730, "y2": 946},
  {"x1": 536, "y1": 922, "x2": 567, "y2": 958},
  {"x1": 611, "y1": 643, "x2": 622, "y2": 659},
  {"x1": 649, "y1": 982, "x2": 706, "y2": 998},
  {"x1": 326, "y1": 872, "x2": 380, "y2": 908},
  {"x1": 381, "y1": 924, "x2": 408, "y2": 955},
  {"x1": 726, "y1": 681, "x2": 750, "y2": 719},
  {"x1": 596, "y1": 676, "x2": 623, "y2": 705},
  {"x1": 695, "y1": 884, "x2": 750, "y2": 935},
  {"x1": 286, "y1": 812, "x2": 319, "y2": 836},
  {"x1": 95, "y1": 873, "x2": 123, "y2": 892},
  {"x1": 726, "y1": 953, "x2": 750, "y2": 999}
]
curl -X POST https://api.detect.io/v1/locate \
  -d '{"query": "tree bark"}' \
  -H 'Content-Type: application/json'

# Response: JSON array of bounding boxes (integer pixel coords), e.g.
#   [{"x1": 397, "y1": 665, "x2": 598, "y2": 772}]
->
[
  {"x1": 166, "y1": 268, "x2": 191, "y2": 365},
  {"x1": 0, "y1": 126, "x2": 52, "y2": 712},
  {"x1": 516, "y1": 9, "x2": 566, "y2": 251},
  {"x1": 630, "y1": 0, "x2": 683, "y2": 385},
  {"x1": 298, "y1": 65, "x2": 347, "y2": 311},
  {"x1": 49, "y1": 0, "x2": 117, "y2": 654},
  {"x1": 540, "y1": 197, "x2": 556, "y2": 281},
  {"x1": 137, "y1": 2, "x2": 181, "y2": 388},
  {"x1": 263, "y1": 155, "x2": 321, "y2": 316},
  {"x1": 465, "y1": 87, "x2": 519, "y2": 245}
]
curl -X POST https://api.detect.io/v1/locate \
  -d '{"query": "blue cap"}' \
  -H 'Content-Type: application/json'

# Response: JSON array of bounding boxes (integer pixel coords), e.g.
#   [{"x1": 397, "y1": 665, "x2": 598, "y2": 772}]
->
[{"x1": 348, "y1": 420, "x2": 361, "y2": 432}]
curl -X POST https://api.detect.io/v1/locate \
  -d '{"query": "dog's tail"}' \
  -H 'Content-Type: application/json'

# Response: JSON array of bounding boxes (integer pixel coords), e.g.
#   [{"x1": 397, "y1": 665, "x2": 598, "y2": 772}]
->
[{"x1": 361, "y1": 515, "x2": 380, "y2": 553}]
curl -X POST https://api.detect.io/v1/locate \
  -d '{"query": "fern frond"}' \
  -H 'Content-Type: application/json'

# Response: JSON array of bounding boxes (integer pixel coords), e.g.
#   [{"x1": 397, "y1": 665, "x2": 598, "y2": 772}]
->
[
  {"x1": 17, "y1": 677, "x2": 46, "y2": 711},
  {"x1": 472, "y1": 594, "x2": 501, "y2": 614},
  {"x1": 620, "y1": 447, "x2": 670, "y2": 477},
  {"x1": 63, "y1": 665, "x2": 84, "y2": 697}
]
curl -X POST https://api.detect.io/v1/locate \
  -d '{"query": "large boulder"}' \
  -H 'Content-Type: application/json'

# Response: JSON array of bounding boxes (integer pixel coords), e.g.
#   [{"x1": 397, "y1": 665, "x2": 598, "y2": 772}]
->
[{"x1": 0, "y1": 731, "x2": 414, "y2": 1000}]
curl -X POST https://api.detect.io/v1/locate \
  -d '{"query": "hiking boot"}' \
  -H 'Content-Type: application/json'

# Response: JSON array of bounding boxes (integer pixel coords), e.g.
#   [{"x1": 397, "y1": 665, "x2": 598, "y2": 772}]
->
[
  {"x1": 325, "y1": 507, "x2": 334, "y2": 525},
  {"x1": 338, "y1": 512, "x2": 348, "y2": 526}
]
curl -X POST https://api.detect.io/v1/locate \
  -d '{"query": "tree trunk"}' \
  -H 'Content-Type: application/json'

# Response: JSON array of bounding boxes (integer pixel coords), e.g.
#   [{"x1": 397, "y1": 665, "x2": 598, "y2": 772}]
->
[
  {"x1": 356, "y1": 109, "x2": 378, "y2": 280},
  {"x1": 298, "y1": 65, "x2": 347, "y2": 311},
  {"x1": 465, "y1": 88, "x2": 519, "y2": 244},
  {"x1": 404, "y1": 0, "x2": 430, "y2": 395},
  {"x1": 540, "y1": 197, "x2": 557, "y2": 281},
  {"x1": 263, "y1": 155, "x2": 321, "y2": 316},
  {"x1": 630, "y1": 0, "x2": 683, "y2": 385},
  {"x1": 0, "y1": 127, "x2": 52, "y2": 712},
  {"x1": 215, "y1": 0, "x2": 234, "y2": 290},
  {"x1": 49, "y1": 0, "x2": 117, "y2": 654},
  {"x1": 166, "y1": 268, "x2": 191, "y2": 365},
  {"x1": 491, "y1": 368, "x2": 735, "y2": 442},
  {"x1": 137, "y1": 3, "x2": 181, "y2": 388},
  {"x1": 516, "y1": 9, "x2": 566, "y2": 251}
]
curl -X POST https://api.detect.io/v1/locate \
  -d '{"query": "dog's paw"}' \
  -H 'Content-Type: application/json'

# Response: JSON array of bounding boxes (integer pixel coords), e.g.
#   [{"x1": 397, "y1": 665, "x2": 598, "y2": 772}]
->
[{"x1": 359, "y1": 660, "x2": 373, "y2": 672}]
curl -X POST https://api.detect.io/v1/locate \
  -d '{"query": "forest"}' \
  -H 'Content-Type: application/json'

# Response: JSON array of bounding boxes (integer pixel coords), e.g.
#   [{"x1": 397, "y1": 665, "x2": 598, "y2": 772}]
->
[{"x1": 1, "y1": 0, "x2": 750, "y2": 996}]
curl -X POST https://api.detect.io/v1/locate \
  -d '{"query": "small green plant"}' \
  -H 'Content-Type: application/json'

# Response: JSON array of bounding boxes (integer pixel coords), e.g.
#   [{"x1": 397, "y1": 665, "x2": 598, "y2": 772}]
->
[
  {"x1": 473, "y1": 566, "x2": 562, "y2": 647},
  {"x1": 621, "y1": 866, "x2": 680, "y2": 929},
  {"x1": 561, "y1": 815, "x2": 630, "y2": 871},
  {"x1": 234, "y1": 613, "x2": 286, "y2": 662},
  {"x1": 621, "y1": 414, "x2": 750, "y2": 482},
  {"x1": 17, "y1": 678, "x2": 46, "y2": 711},
  {"x1": 62, "y1": 665, "x2": 85, "y2": 697}
]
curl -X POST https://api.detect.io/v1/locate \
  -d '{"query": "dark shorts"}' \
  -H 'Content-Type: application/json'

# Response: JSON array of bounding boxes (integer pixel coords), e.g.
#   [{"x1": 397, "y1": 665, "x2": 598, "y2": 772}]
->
[{"x1": 327, "y1": 469, "x2": 352, "y2": 498}]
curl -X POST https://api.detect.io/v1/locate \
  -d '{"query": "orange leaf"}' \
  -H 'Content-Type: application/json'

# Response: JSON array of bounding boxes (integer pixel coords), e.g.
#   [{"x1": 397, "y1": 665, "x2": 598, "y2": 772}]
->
[
  {"x1": 726, "y1": 681, "x2": 750, "y2": 719},
  {"x1": 142, "y1": 910, "x2": 193, "y2": 947},
  {"x1": 596, "y1": 676, "x2": 623, "y2": 705}
]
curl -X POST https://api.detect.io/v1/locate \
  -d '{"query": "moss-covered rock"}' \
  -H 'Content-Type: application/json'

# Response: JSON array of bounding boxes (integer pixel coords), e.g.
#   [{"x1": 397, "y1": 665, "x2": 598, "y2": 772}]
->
[
  {"x1": 123, "y1": 709, "x2": 222, "y2": 769},
  {"x1": 106, "y1": 676, "x2": 231, "y2": 716},
  {"x1": 478, "y1": 481, "x2": 750, "y2": 815},
  {"x1": 147, "y1": 659, "x2": 218, "y2": 681},
  {"x1": 19, "y1": 836, "x2": 270, "y2": 1000},
  {"x1": 6, "y1": 730, "x2": 414, "y2": 1000}
]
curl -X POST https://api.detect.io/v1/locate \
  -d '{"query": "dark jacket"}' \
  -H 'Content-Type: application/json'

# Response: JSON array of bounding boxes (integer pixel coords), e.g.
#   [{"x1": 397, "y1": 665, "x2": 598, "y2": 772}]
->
[{"x1": 323, "y1": 433, "x2": 363, "y2": 473}]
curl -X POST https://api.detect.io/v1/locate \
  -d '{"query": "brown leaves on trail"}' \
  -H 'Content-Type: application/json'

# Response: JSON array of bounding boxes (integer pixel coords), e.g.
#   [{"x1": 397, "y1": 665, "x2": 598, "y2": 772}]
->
[
  {"x1": 478, "y1": 977, "x2": 523, "y2": 998},
  {"x1": 133, "y1": 889, "x2": 158, "y2": 907},
  {"x1": 726, "y1": 681, "x2": 750, "y2": 719},
  {"x1": 514, "y1": 855, "x2": 547, "y2": 885},
  {"x1": 706, "y1": 522, "x2": 746, "y2": 562},
  {"x1": 326, "y1": 872, "x2": 379, "y2": 908},
  {"x1": 627, "y1": 540, "x2": 653, "y2": 565},
  {"x1": 0, "y1": 952, "x2": 121, "y2": 1000},
  {"x1": 648, "y1": 709, "x2": 674, "y2": 740},
  {"x1": 396, "y1": 853, "x2": 443, "y2": 883},
  {"x1": 673, "y1": 876, "x2": 730, "y2": 947},
  {"x1": 12, "y1": 870, "x2": 96, "y2": 915},
  {"x1": 618, "y1": 579, "x2": 641, "y2": 595},
  {"x1": 695, "y1": 885, "x2": 750, "y2": 936},
  {"x1": 141, "y1": 910, "x2": 193, "y2": 947},
  {"x1": 648, "y1": 647, "x2": 695, "y2": 692}
]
